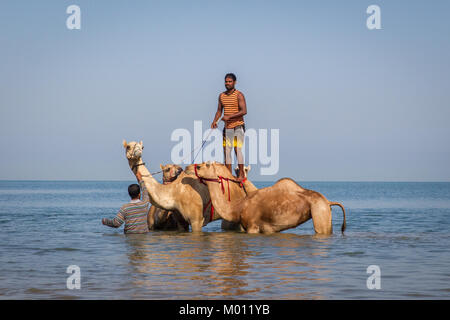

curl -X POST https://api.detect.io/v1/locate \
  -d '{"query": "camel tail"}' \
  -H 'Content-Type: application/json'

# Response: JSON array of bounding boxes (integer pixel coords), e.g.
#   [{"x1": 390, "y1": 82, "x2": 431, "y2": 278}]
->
[{"x1": 329, "y1": 202, "x2": 346, "y2": 234}]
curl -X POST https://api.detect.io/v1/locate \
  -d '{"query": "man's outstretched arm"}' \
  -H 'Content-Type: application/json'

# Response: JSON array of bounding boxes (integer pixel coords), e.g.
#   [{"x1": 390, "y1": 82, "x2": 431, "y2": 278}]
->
[
  {"x1": 135, "y1": 171, "x2": 150, "y2": 203},
  {"x1": 102, "y1": 209, "x2": 125, "y2": 228}
]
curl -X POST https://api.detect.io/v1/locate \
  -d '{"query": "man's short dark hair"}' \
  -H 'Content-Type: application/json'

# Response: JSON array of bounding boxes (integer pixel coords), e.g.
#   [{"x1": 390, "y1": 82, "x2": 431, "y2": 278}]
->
[
  {"x1": 128, "y1": 184, "x2": 140, "y2": 199},
  {"x1": 225, "y1": 73, "x2": 236, "y2": 81}
]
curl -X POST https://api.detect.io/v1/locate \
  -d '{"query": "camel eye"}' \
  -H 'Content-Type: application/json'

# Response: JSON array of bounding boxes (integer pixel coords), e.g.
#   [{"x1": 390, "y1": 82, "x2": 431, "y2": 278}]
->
[
  {"x1": 165, "y1": 168, "x2": 170, "y2": 172},
  {"x1": 126, "y1": 146, "x2": 130, "y2": 150}
]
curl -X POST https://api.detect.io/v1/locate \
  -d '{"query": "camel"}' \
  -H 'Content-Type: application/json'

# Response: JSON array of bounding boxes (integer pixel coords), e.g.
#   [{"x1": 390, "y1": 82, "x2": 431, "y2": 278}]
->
[
  {"x1": 123, "y1": 140, "x2": 249, "y2": 232},
  {"x1": 148, "y1": 164, "x2": 189, "y2": 231},
  {"x1": 186, "y1": 162, "x2": 251, "y2": 231},
  {"x1": 194, "y1": 162, "x2": 347, "y2": 234},
  {"x1": 216, "y1": 165, "x2": 257, "y2": 231},
  {"x1": 184, "y1": 163, "x2": 255, "y2": 231}
]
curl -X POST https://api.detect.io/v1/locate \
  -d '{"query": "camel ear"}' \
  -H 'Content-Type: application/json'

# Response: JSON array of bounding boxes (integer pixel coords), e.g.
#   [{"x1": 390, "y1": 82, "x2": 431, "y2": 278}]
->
[
  {"x1": 247, "y1": 165, "x2": 251, "y2": 172},
  {"x1": 122, "y1": 140, "x2": 127, "y2": 148},
  {"x1": 160, "y1": 164, "x2": 164, "y2": 170},
  {"x1": 139, "y1": 141, "x2": 143, "y2": 147}
]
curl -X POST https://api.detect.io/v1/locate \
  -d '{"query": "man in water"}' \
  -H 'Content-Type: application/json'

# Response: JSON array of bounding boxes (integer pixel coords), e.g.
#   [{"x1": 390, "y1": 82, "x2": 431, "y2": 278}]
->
[
  {"x1": 210, "y1": 73, "x2": 247, "y2": 181},
  {"x1": 102, "y1": 171, "x2": 150, "y2": 234}
]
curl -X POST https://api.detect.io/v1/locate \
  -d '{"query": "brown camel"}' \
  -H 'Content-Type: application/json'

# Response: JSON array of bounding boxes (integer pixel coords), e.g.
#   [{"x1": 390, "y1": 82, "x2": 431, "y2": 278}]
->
[
  {"x1": 123, "y1": 141, "x2": 248, "y2": 232},
  {"x1": 148, "y1": 164, "x2": 189, "y2": 231},
  {"x1": 194, "y1": 162, "x2": 346, "y2": 234},
  {"x1": 185, "y1": 163, "x2": 252, "y2": 231},
  {"x1": 216, "y1": 165, "x2": 257, "y2": 231}
]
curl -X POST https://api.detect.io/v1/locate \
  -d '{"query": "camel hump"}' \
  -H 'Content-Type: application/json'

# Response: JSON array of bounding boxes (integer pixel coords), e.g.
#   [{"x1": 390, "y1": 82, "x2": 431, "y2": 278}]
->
[{"x1": 276, "y1": 178, "x2": 305, "y2": 190}]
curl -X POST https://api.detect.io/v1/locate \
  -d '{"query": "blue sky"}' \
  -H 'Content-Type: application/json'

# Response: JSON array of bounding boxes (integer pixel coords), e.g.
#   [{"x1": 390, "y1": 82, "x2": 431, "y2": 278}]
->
[{"x1": 0, "y1": 0, "x2": 449, "y2": 181}]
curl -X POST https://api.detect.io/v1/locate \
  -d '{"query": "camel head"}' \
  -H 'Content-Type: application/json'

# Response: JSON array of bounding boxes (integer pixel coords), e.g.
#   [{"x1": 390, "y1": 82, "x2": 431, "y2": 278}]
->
[
  {"x1": 123, "y1": 140, "x2": 144, "y2": 163},
  {"x1": 160, "y1": 164, "x2": 183, "y2": 184},
  {"x1": 187, "y1": 161, "x2": 237, "y2": 180},
  {"x1": 234, "y1": 165, "x2": 251, "y2": 178},
  {"x1": 193, "y1": 161, "x2": 218, "y2": 180}
]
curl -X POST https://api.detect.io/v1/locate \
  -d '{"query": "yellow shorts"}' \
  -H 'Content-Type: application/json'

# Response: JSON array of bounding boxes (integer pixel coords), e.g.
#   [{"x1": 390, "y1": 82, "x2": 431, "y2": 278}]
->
[
  {"x1": 223, "y1": 136, "x2": 243, "y2": 148},
  {"x1": 223, "y1": 125, "x2": 245, "y2": 148}
]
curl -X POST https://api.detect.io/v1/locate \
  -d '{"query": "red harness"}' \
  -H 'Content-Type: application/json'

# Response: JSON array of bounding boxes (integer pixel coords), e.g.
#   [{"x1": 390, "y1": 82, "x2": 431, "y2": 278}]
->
[{"x1": 193, "y1": 164, "x2": 247, "y2": 221}]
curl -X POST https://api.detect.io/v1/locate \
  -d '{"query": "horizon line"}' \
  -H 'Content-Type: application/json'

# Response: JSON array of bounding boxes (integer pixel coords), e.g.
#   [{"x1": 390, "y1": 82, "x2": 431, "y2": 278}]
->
[{"x1": 1, "y1": 179, "x2": 449, "y2": 183}]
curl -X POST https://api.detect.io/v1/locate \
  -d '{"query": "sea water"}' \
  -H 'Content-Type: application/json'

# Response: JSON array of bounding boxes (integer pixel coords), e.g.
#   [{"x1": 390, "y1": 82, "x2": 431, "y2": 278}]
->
[{"x1": 0, "y1": 180, "x2": 449, "y2": 299}]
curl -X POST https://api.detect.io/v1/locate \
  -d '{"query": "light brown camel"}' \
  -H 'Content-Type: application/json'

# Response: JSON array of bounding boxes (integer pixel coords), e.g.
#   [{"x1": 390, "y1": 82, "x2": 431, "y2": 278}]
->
[
  {"x1": 123, "y1": 141, "x2": 248, "y2": 232},
  {"x1": 185, "y1": 163, "x2": 253, "y2": 231},
  {"x1": 194, "y1": 162, "x2": 347, "y2": 234},
  {"x1": 148, "y1": 164, "x2": 189, "y2": 231},
  {"x1": 217, "y1": 165, "x2": 257, "y2": 231},
  {"x1": 186, "y1": 162, "x2": 251, "y2": 230}
]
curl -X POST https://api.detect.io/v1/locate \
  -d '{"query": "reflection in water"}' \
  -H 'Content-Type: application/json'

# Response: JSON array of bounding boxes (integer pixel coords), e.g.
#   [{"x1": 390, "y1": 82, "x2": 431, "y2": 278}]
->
[{"x1": 123, "y1": 232, "x2": 334, "y2": 299}]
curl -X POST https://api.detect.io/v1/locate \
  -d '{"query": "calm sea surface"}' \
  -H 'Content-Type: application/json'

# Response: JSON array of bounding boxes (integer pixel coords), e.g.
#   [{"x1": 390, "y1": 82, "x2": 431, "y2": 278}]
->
[{"x1": 0, "y1": 180, "x2": 449, "y2": 299}]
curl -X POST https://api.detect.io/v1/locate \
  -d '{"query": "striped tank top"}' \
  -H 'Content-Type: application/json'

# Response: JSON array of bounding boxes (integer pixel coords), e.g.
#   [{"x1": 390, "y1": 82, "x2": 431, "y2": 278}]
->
[{"x1": 220, "y1": 89, "x2": 245, "y2": 129}]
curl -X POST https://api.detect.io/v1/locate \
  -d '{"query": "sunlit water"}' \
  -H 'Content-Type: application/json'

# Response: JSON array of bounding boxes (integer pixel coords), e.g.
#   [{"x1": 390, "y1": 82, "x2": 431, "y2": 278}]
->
[{"x1": 0, "y1": 181, "x2": 449, "y2": 299}]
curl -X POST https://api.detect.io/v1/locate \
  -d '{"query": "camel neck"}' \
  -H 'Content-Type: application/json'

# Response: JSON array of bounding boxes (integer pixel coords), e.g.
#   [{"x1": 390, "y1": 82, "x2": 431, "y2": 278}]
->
[
  {"x1": 129, "y1": 159, "x2": 176, "y2": 210},
  {"x1": 242, "y1": 179, "x2": 258, "y2": 193},
  {"x1": 203, "y1": 179, "x2": 241, "y2": 223}
]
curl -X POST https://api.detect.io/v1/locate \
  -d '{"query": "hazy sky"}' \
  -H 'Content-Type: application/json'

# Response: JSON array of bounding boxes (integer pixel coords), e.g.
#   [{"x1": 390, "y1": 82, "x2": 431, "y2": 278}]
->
[{"x1": 1, "y1": 0, "x2": 449, "y2": 181}]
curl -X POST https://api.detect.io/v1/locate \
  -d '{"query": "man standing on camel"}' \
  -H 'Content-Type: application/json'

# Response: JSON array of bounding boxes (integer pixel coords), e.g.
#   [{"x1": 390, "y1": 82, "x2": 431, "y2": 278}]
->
[{"x1": 210, "y1": 73, "x2": 247, "y2": 181}]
